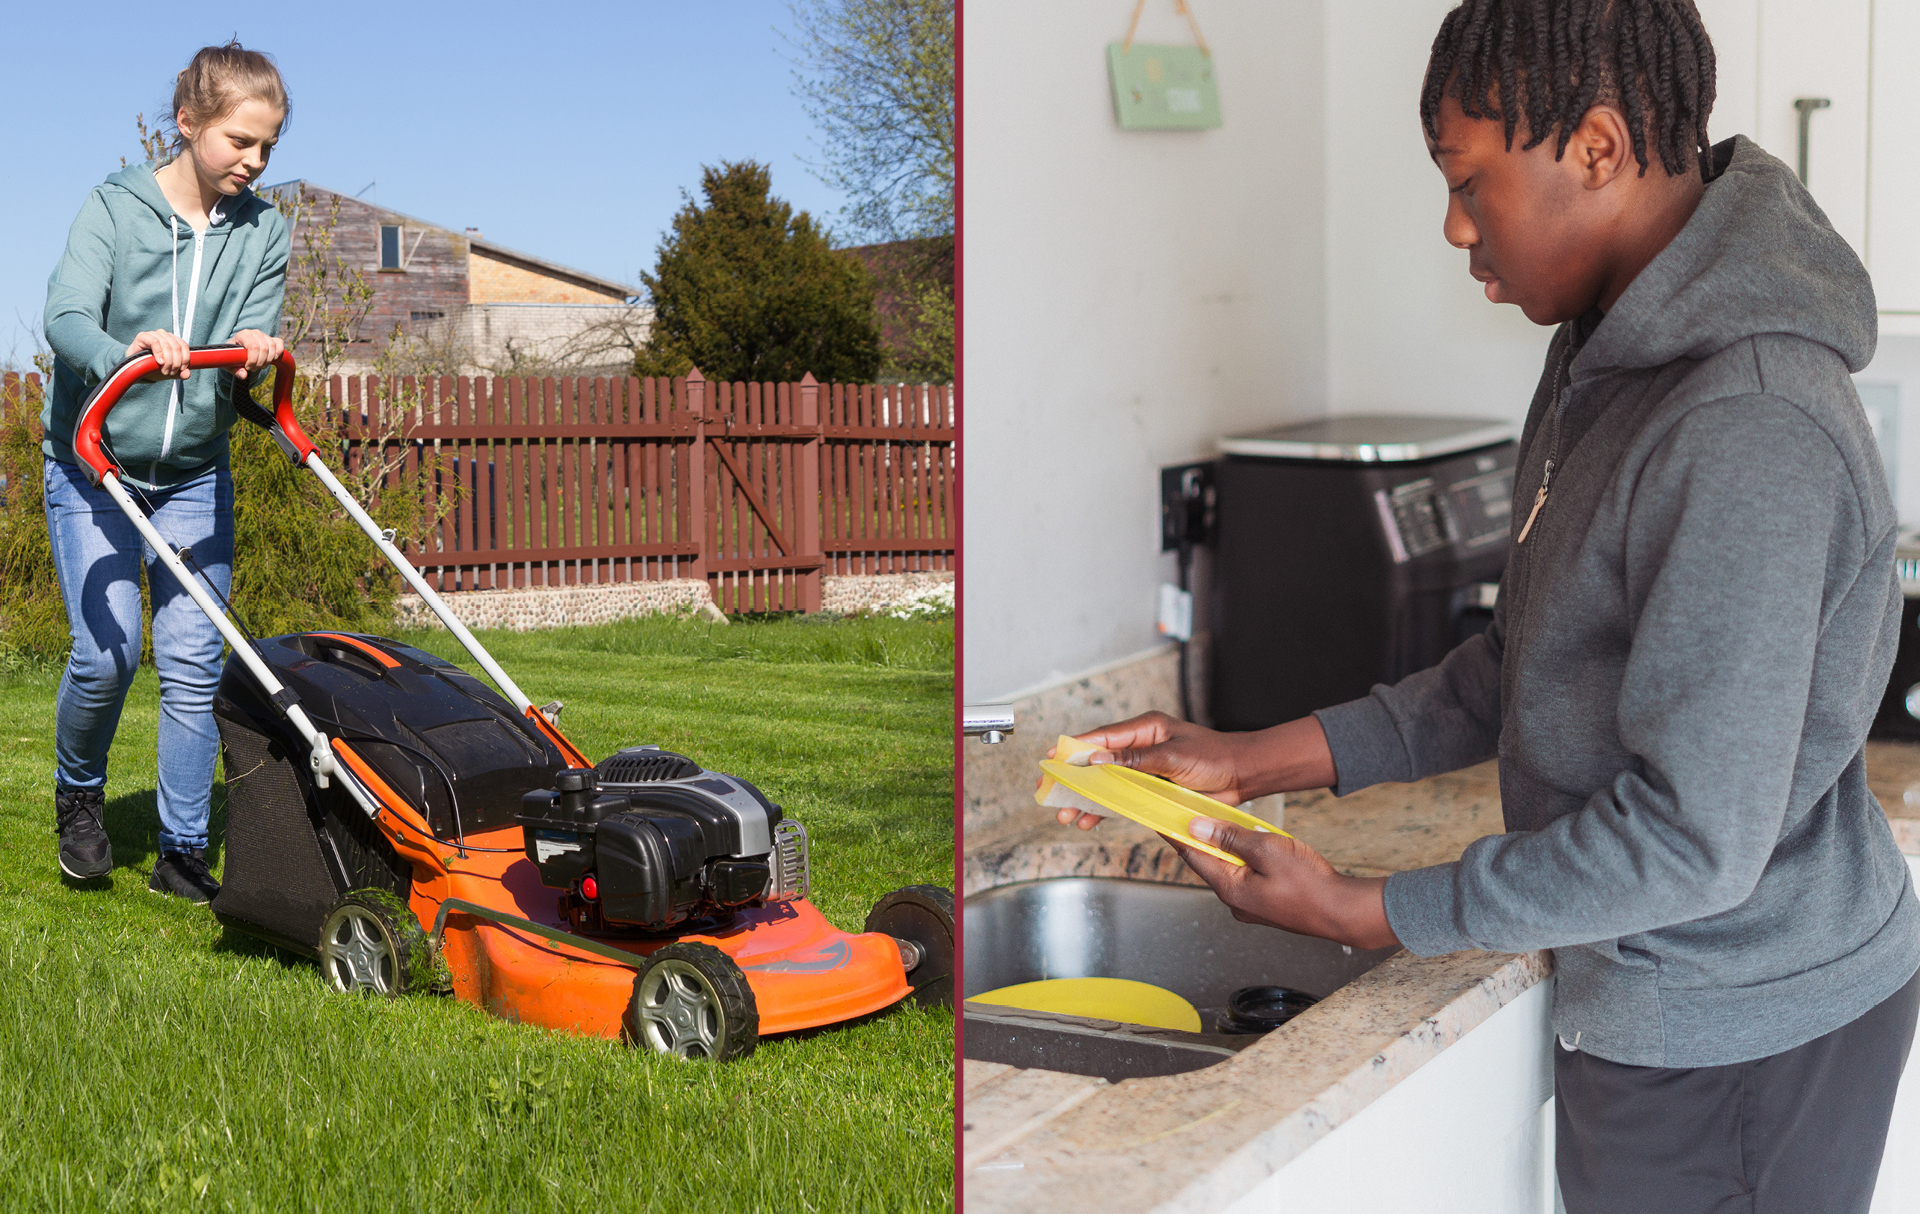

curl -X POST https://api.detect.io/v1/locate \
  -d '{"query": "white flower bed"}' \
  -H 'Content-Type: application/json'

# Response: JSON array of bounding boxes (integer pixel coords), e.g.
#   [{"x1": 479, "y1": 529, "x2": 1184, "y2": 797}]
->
[{"x1": 879, "y1": 581, "x2": 955, "y2": 620}]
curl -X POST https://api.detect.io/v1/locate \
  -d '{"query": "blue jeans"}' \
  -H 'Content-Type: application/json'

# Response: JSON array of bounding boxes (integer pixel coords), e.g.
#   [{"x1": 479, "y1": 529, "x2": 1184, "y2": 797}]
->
[{"x1": 44, "y1": 455, "x2": 233, "y2": 853}]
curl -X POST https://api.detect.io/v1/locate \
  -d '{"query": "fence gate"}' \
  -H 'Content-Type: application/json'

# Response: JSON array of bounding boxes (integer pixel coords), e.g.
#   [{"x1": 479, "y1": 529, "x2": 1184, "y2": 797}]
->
[{"x1": 694, "y1": 373, "x2": 823, "y2": 614}]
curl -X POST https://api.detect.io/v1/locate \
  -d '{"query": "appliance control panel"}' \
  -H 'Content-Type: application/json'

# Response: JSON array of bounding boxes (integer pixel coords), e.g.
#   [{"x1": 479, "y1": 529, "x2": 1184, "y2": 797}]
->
[{"x1": 1372, "y1": 446, "x2": 1517, "y2": 564}]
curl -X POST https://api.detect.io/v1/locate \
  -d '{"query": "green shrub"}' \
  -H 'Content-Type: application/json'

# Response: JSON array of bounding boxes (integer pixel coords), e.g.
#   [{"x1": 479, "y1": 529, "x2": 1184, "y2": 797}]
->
[
  {"x1": 0, "y1": 371, "x2": 449, "y2": 664},
  {"x1": 0, "y1": 377, "x2": 65, "y2": 667},
  {"x1": 224, "y1": 370, "x2": 443, "y2": 640}
]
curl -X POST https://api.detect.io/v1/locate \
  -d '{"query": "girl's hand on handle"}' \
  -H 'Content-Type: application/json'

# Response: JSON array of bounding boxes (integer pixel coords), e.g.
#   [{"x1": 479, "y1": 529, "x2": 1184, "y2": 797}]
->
[
  {"x1": 229, "y1": 329, "x2": 284, "y2": 381},
  {"x1": 1048, "y1": 711, "x2": 1339, "y2": 831},
  {"x1": 1171, "y1": 818, "x2": 1400, "y2": 951},
  {"x1": 128, "y1": 331, "x2": 191, "y2": 383}
]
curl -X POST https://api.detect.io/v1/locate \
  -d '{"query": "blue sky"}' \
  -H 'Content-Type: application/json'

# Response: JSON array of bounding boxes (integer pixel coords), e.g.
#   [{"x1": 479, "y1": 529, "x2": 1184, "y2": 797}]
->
[{"x1": 0, "y1": 0, "x2": 851, "y2": 362}]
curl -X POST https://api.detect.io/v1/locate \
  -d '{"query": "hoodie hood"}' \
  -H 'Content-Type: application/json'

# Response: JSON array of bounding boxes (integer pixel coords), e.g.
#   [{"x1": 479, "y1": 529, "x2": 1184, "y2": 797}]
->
[
  {"x1": 106, "y1": 162, "x2": 178, "y2": 224},
  {"x1": 1576, "y1": 135, "x2": 1877, "y2": 379},
  {"x1": 103, "y1": 161, "x2": 252, "y2": 232},
  {"x1": 41, "y1": 163, "x2": 288, "y2": 488}
]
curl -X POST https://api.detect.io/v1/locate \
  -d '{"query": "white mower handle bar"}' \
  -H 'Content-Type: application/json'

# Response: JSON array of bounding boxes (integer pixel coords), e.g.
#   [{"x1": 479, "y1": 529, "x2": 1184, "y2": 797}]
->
[
  {"x1": 297, "y1": 452, "x2": 535, "y2": 714},
  {"x1": 92, "y1": 472, "x2": 374, "y2": 808},
  {"x1": 73, "y1": 346, "x2": 536, "y2": 817}
]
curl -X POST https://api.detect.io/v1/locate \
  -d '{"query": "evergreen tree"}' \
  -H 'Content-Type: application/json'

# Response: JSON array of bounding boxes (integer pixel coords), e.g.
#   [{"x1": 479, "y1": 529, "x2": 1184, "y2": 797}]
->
[{"x1": 633, "y1": 162, "x2": 882, "y2": 384}]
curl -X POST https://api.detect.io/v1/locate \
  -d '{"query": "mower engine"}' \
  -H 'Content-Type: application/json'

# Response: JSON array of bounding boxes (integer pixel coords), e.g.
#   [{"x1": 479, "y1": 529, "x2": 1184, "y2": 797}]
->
[{"x1": 518, "y1": 746, "x2": 810, "y2": 934}]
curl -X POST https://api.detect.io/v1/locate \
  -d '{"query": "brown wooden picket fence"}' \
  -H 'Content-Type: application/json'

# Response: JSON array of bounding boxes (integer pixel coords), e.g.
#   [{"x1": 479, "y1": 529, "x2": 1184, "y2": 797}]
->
[{"x1": 2, "y1": 369, "x2": 955, "y2": 615}]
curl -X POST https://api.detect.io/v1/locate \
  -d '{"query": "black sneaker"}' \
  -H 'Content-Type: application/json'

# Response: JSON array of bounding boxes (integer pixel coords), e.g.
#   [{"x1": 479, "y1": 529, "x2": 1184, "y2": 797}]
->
[
  {"x1": 54, "y1": 785, "x2": 113, "y2": 880},
  {"x1": 149, "y1": 849, "x2": 220, "y2": 904}
]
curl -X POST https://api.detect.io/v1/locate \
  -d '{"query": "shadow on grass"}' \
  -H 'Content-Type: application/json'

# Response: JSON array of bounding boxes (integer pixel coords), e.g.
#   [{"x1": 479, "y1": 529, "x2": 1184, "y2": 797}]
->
[
  {"x1": 210, "y1": 923, "x2": 316, "y2": 973},
  {"x1": 96, "y1": 782, "x2": 227, "y2": 874},
  {"x1": 103, "y1": 788, "x2": 159, "y2": 871}
]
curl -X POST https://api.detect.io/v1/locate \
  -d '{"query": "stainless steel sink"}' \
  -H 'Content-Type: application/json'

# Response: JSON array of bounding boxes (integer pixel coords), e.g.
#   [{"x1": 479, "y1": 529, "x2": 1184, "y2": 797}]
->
[{"x1": 963, "y1": 878, "x2": 1399, "y2": 1080}]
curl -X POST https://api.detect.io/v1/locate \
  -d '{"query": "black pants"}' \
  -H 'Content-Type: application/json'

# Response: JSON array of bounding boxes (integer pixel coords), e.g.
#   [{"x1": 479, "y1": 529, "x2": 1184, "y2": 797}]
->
[{"x1": 1556, "y1": 968, "x2": 1920, "y2": 1214}]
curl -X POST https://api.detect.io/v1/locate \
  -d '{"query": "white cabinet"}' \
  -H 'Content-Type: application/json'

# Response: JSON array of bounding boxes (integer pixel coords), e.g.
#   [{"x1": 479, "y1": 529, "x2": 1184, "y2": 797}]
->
[
  {"x1": 1870, "y1": 2, "x2": 1920, "y2": 316},
  {"x1": 1694, "y1": 0, "x2": 1920, "y2": 320},
  {"x1": 1757, "y1": 0, "x2": 1872, "y2": 255},
  {"x1": 1869, "y1": 854, "x2": 1920, "y2": 1214},
  {"x1": 1222, "y1": 980, "x2": 1557, "y2": 1214}
]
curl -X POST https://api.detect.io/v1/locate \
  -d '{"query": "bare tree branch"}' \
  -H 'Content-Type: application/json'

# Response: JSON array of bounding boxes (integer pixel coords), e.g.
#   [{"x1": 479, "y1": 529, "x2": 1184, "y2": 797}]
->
[{"x1": 787, "y1": 0, "x2": 954, "y2": 242}]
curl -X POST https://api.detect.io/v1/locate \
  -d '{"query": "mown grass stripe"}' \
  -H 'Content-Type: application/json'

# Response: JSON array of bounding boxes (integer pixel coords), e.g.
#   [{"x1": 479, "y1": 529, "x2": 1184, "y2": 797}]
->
[{"x1": 0, "y1": 614, "x2": 953, "y2": 1212}]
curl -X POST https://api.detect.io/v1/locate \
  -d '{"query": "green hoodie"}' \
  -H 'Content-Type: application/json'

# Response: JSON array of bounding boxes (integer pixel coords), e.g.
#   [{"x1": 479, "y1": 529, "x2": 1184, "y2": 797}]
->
[{"x1": 42, "y1": 163, "x2": 289, "y2": 489}]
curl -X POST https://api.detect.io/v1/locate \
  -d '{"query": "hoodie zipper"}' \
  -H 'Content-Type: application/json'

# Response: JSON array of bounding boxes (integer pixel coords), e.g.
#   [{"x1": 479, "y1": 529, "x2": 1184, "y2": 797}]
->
[
  {"x1": 159, "y1": 208, "x2": 215, "y2": 478},
  {"x1": 1516, "y1": 343, "x2": 1577, "y2": 546}
]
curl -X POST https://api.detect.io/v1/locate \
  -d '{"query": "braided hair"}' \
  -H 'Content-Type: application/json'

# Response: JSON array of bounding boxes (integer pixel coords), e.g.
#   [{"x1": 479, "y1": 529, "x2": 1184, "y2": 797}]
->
[{"x1": 1420, "y1": 0, "x2": 1715, "y2": 180}]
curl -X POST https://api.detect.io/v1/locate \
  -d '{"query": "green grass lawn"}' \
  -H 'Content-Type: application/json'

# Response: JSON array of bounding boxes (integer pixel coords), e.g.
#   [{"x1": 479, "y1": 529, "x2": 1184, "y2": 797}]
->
[{"x1": 0, "y1": 614, "x2": 955, "y2": 1212}]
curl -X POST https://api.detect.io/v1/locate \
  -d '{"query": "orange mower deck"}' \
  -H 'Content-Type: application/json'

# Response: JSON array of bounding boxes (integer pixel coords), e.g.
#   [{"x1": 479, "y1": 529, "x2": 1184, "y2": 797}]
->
[
  {"x1": 410, "y1": 826, "x2": 911, "y2": 1037},
  {"x1": 332, "y1": 734, "x2": 915, "y2": 1040}
]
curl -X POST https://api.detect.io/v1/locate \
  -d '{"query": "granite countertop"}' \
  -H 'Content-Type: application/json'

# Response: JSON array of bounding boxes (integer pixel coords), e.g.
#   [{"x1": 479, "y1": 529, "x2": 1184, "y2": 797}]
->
[{"x1": 961, "y1": 741, "x2": 1920, "y2": 1211}]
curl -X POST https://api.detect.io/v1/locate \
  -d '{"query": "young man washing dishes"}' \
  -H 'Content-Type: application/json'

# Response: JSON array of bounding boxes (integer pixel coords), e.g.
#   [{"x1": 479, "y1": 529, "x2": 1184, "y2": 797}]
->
[{"x1": 1059, "y1": 2, "x2": 1918, "y2": 1209}]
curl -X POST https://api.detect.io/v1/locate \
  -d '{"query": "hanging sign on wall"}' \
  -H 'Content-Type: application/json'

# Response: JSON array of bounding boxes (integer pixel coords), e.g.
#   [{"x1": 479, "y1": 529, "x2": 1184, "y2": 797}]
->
[{"x1": 1107, "y1": 0, "x2": 1221, "y2": 130}]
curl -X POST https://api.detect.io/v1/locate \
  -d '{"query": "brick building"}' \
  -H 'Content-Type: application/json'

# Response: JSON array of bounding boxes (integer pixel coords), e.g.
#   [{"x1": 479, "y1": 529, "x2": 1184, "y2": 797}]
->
[
  {"x1": 844, "y1": 236, "x2": 954, "y2": 378},
  {"x1": 261, "y1": 181, "x2": 648, "y2": 376}
]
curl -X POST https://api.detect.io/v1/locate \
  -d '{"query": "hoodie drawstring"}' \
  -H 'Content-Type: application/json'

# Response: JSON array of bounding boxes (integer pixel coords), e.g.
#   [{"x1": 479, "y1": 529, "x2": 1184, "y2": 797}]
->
[{"x1": 160, "y1": 208, "x2": 214, "y2": 480}]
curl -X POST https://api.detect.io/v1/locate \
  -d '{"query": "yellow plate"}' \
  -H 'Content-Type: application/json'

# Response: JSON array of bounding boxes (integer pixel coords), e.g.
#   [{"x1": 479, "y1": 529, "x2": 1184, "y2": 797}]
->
[
  {"x1": 1036, "y1": 759, "x2": 1287, "y2": 866},
  {"x1": 969, "y1": 977, "x2": 1202, "y2": 1032}
]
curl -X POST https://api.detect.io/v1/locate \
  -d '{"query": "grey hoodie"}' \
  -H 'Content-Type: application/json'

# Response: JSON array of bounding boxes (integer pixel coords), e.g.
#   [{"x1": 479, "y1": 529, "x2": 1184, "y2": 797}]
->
[
  {"x1": 1315, "y1": 136, "x2": 1920, "y2": 1068},
  {"x1": 42, "y1": 163, "x2": 289, "y2": 489}
]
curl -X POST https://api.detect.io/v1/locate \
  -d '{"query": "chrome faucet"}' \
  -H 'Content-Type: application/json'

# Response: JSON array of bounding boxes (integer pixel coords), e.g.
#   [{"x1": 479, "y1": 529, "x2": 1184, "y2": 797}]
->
[{"x1": 962, "y1": 703, "x2": 1015, "y2": 744}]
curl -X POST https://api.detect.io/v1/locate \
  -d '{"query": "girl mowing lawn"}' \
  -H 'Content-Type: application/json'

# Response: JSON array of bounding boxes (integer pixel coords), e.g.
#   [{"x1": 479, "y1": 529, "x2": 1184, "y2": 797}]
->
[{"x1": 41, "y1": 41, "x2": 290, "y2": 902}]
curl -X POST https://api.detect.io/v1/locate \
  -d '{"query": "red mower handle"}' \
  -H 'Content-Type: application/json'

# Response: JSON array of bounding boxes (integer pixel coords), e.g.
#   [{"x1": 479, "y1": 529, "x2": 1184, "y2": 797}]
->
[{"x1": 72, "y1": 345, "x2": 315, "y2": 486}]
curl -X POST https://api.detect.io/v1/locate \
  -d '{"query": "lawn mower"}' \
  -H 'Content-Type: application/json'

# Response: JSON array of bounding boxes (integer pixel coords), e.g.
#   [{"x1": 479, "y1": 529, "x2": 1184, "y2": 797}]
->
[{"x1": 72, "y1": 346, "x2": 954, "y2": 1061}]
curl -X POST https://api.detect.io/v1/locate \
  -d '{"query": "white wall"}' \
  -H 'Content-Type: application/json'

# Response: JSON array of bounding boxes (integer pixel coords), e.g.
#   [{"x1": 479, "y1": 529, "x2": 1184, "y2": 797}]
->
[
  {"x1": 1323, "y1": 0, "x2": 1550, "y2": 428},
  {"x1": 964, "y1": 0, "x2": 1920, "y2": 702},
  {"x1": 1859, "y1": 335, "x2": 1920, "y2": 521},
  {"x1": 961, "y1": 0, "x2": 1329, "y2": 700}
]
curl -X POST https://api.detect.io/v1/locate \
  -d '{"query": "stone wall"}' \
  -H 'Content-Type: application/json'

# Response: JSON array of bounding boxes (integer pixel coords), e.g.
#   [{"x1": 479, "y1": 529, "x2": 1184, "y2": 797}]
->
[
  {"x1": 395, "y1": 571, "x2": 955, "y2": 633},
  {"x1": 822, "y1": 571, "x2": 954, "y2": 615},
  {"x1": 459, "y1": 302, "x2": 650, "y2": 374},
  {"x1": 394, "y1": 579, "x2": 719, "y2": 632}
]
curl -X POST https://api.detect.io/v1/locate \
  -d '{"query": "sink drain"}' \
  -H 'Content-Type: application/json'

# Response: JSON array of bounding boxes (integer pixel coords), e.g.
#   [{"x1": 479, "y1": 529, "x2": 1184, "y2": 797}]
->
[{"x1": 1215, "y1": 985, "x2": 1321, "y2": 1034}]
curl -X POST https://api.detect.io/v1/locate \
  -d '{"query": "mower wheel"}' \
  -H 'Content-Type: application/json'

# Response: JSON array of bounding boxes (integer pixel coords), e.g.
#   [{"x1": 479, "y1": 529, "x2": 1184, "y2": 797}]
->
[
  {"x1": 625, "y1": 942, "x2": 759, "y2": 1061},
  {"x1": 318, "y1": 889, "x2": 434, "y2": 997},
  {"x1": 865, "y1": 885, "x2": 954, "y2": 1008}
]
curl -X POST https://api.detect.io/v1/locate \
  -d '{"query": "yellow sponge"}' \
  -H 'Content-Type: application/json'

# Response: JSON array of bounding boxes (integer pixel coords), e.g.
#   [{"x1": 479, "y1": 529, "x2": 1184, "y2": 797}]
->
[
  {"x1": 1035, "y1": 734, "x2": 1110, "y2": 817},
  {"x1": 969, "y1": 976, "x2": 1202, "y2": 1032}
]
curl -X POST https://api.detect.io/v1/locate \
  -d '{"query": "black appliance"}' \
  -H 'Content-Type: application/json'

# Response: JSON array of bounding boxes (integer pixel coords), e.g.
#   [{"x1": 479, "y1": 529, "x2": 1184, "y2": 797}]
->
[
  {"x1": 1872, "y1": 530, "x2": 1920, "y2": 740},
  {"x1": 1210, "y1": 415, "x2": 1518, "y2": 731}
]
